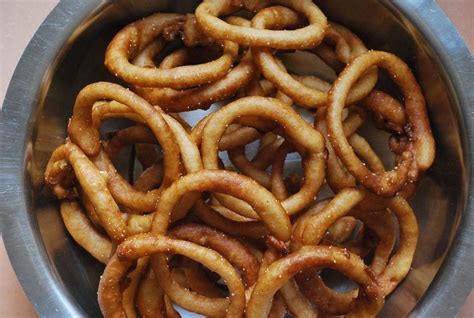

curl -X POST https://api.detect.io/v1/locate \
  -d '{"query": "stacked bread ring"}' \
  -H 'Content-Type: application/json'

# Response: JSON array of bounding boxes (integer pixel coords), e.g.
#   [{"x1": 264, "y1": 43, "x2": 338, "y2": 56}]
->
[{"x1": 44, "y1": 1, "x2": 435, "y2": 317}]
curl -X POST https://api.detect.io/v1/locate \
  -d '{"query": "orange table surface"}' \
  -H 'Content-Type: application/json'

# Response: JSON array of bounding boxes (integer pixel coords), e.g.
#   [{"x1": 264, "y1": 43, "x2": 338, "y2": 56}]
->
[{"x1": 0, "y1": 1, "x2": 472, "y2": 317}]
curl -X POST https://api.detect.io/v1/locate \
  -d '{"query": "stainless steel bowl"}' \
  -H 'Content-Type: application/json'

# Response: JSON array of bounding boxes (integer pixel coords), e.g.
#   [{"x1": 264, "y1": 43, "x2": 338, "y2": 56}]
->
[{"x1": 0, "y1": 0, "x2": 472, "y2": 317}]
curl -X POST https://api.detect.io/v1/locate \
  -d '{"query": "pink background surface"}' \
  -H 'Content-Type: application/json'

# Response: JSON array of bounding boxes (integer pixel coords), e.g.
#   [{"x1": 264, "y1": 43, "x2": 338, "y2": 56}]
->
[{"x1": 0, "y1": 0, "x2": 472, "y2": 316}]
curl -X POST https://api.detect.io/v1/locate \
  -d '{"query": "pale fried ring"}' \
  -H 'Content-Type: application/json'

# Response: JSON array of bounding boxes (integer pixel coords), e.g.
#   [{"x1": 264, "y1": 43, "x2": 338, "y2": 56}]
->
[
  {"x1": 105, "y1": 13, "x2": 239, "y2": 89},
  {"x1": 46, "y1": 143, "x2": 128, "y2": 242},
  {"x1": 201, "y1": 96, "x2": 325, "y2": 218},
  {"x1": 210, "y1": 199, "x2": 255, "y2": 222},
  {"x1": 253, "y1": 7, "x2": 377, "y2": 108},
  {"x1": 316, "y1": 107, "x2": 412, "y2": 198},
  {"x1": 104, "y1": 125, "x2": 158, "y2": 161},
  {"x1": 180, "y1": 259, "x2": 224, "y2": 297},
  {"x1": 291, "y1": 188, "x2": 365, "y2": 250},
  {"x1": 261, "y1": 249, "x2": 318, "y2": 318},
  {"x1": 169, "y1": 223, "x2": 259, "y2": 286},
  {"x1": 328, "y1": 51, "x2": 435, "y2": 196},
  {"x1": 196, "y1": 0, "x2": 327, "y2": 49},
  {"x1": 136, "y1": 268, "x2": 166, "y2": 317},
  {"x1": 99, "y1": 235, "x2": 246, "y2": 318},
  {"x1": 274, "y1": 74, "x2": 332, "y2": 106},
  {"x1": 90, "y1": 107, "x2": 202, "y2": 214},
  {"x1": 193, "y1": 199, "x2": 269, "y2": 239},
  {"x1": 191, "y1": 111, "x2": 275, "y2": 151},
  {"x1": 228, "y1": 137, "x2": 284, "y2": 189},
  {"x1": 60, "y1": 200, "x2": 112, "y2": 264},
  {"x1": 93, "y1": 149, "x2": 164, "y2": 213},
  {"x1": 135, "y1": 50, "x2": 257, "y2": 112},
  {"x1": 126, "y1": 163, "x2": 163, "y2": 235},
  {"x1": 150, "y1": 170, "x2": 291, "y2": 241},
  {"x1": 246, "y1": 245, "x2": 384, "y2": 317},
  {"x1": 270, "y1": 141, "x2": 322, "y2": 211},
  {"x1": 67, "y1": 82, "x2": 180, "y2": 189},
  {"x1": 122, "y1": 257, "x2": 149, "y2": 318},
  {"x1": 294, "y1": 194, "x2": 415, "y2": 313}
]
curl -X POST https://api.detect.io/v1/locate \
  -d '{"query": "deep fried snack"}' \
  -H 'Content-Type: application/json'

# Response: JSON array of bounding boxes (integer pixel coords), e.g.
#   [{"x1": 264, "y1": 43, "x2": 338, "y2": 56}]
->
[
  {"x1": 45, "y1": 143, "x2": 127, "y2": 242},
  {"x1": 99, "y1": 235, "x2": 246, "y2": 318},
  {"x1": 252, "y1": 7, "x2": 377, "y2": 108},
  {"x1": 135, "y1": 49, "x2": 257, "y2": 112},
  {"x1": 293, "y1": 194, "x2": 415, "y2": 314},
  {"x1": 261, "y1": 249, "x2": 318, "y2": 317},
  {"x1": 247, "y1": 245, "x2": 384, "y2": 317},
  {"x1": 169, "y1": 223, "x2": 259, "y2": 286},
  {"x1": 228, "y1": 137, "x2": 284, "y2": 188},
  {"x1": 292, "y1": 188, "x2": 365, "y2": 250},
  {"x1": 180, "y1": 259, "x2": 224, "y2": 297},
  {"x1": 152, "y1": 170, "x2": 291, "y2": 240},
  {"x1": 44, "y1": 3, "x2": 436, "y2": 316},
  {"x1": 136, "y1": 268, "x2": 166, "y2": 317},
  {"x1": 104, "y1": 125, "x2": 158, "y2": 161},
  {"x1": 133, "y1": 169, "x2": 288, "y2": 316},
  {"x1": 89, "y1": 104, "x2": 201, "y2": 214},
  {"x1": 196, "y1": 0, "x2": 327, "y2": 49},
  {"x1": 362, "y1": 89, "x2": 407, "y2": 134},
  {"x1": 201, "y1": 96, "x2": 325, "y2": 217},
  {"x1": 122, "y1": 257, "x2": 149, "y2": 318},
  {"x1": 193, "y1": 199, "x2": 270, "y2": 239},
  {"x1": 327, "y1": 51, "x2": 435, "y2": 196},
  {"x1": 67, "y1": 82, "x2": 180, "y2": 188},
  {"x1": 105, "y1": 13, "x2": 239, "y2": 89},
  {"x1": 60, "y1": 200, "x2": 112, "y2": 264}
]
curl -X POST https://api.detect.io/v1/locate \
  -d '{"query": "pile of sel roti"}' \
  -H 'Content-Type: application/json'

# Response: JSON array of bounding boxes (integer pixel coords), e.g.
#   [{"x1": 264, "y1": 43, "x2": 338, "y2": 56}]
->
[{"x1": 44, "y1": 0, "x2": 436, "y2": 317}]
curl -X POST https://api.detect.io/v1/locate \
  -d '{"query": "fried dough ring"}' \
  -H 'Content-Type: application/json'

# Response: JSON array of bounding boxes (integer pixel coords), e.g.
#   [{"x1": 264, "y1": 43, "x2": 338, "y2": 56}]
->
[
  {"x1": 191, "y1": 111, "x2": 275, "y2": 151},
  {"x1": 247, "y1": 245, "x2": 384, "y2": 317},
  {"x1": 274, "y1": 74, "x2": 332, "y2": 107},
  {"x1": 294, "y1": 194, "x2": 415, "y2": 314},
  {"x1": 228, "y1": 137, "x2": 284, "y2": 188},
  {"x1": 292, "y1": 188, "x2": 365, "y2": 250},
  {"x1": 196, "y1": 0, "x2": 327, "y2": 49},
  {"x1": 135, "y1": 50, "x2": 257, "y2": 112},
  {"x1": 46, "y1": 143, "x2": 128, "y2": 242},
  {"x1": 137, "y1": 169, "x2": 289, "y2": 315},
  {"x1": 105, "y1": 13, "x2": 239, "y2": 89},
  {"x1": 180, "y1": 259, "x2": 224, "y2": 297},
  {"x1": 93, "y1": 149, "x2": 164, "y2": 213},
  {"x1": 91, "y1": 100, "x2": 145, "y2": 129},
  {"x1": 125, "y1": 163, "x2": 163, "y2": 235},
  {"x1": 193, "y1": 199, "x2": 270, "y2": 239},
  {"x1": 169, "y1": 223, "x2": 259, "y2": 286},
  {"x1": 362, "y1": 89, "x2": 407, "y2": 134},
  {"x1": 122, "y1": 257, "x2": 149, "y2": 318},
  {"x1": 136, "y1": 268, "x2": 166, "y2": 318},
  {"x1": 133, "y1": 16, "x2": 256, "y2": 112},
  {"x1": 99, "y1": 235, "x2": 246, "y2": 318},
  {"x1": 90, "y1": 108, "x2": 201, "y2": 214},
  {"x1": 151, "y1": 170, "x2": 290, "y2": 240},
  {"x1": 252, "y1": 7, "x2": 377, "y2": 108},
  {"x1": 67, "y1": 82, "x2": 180, "y2": 190},
  {"x1": 210, "y1": 200, "x2": 255, "y2": 222},
  {"x1": 261, "y1": 249, "x2": 318, "y2": 317},
  {"x1": 316, "y1": 107, "x2": 414, "y2": 198},
  {"x1": 104, "y1": 125, "x2": 158, "y2": 161},
  {"x1": 60, "y1": 200, "x2": 112, "y2": 264},
  {"x1": 201, "y1": 96, "x2": 325, "y2": 218},
  {"x1": 270, "y1": 141, "x2": 315, "y2": 205},
  {"x1": 328, "y1": 51, "x2": 435, "y2": 196}
]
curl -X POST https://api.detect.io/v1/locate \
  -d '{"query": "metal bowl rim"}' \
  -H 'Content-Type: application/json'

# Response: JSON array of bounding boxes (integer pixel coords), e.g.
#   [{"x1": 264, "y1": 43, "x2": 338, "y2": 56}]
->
[{"x1": 0, "y1": 0, "x2": 472, "y2": 317}]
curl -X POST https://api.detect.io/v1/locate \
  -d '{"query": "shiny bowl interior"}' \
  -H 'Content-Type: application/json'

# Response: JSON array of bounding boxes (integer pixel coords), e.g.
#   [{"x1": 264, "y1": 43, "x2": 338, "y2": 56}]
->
[{"x1": 1, "y1": 0, "x2": 472, "y2": 317}]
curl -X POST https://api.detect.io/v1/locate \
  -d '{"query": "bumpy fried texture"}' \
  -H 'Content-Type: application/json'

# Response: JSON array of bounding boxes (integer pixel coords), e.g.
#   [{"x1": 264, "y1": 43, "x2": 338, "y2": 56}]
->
[{"x1": 44, "y1": 1, "x2": 435, "y2": 316}]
